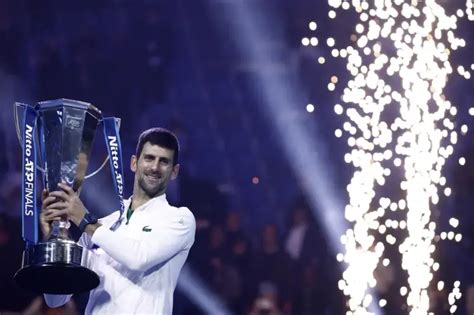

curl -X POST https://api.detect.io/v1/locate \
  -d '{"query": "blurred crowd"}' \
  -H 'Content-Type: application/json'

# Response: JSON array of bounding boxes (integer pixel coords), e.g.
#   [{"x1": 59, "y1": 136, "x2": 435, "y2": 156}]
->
[{"x1": 185, "y1": 198, "x2": 338, "y2": 315}]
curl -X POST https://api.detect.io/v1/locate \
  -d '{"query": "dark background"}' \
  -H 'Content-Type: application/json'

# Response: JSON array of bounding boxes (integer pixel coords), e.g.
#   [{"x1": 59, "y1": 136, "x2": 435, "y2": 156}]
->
[{"x1": 0, "y1": 1, "x2": 473, "y2": 314}]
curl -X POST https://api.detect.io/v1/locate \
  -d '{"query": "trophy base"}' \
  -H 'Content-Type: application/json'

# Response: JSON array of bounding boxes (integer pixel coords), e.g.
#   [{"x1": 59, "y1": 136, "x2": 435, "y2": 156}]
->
[
  {"x1": 14, "y1": 239, "x2": 100, "y2": 294},
  {"x1": 15, "y1": 263, "x2": 100, "y2": 294}
]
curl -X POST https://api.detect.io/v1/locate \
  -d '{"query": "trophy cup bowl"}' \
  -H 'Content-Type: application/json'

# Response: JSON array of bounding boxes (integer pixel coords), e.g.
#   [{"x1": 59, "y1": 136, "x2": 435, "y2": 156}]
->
[{"x1": 14, "y1": 99, "x2": 102, "y2": 294}]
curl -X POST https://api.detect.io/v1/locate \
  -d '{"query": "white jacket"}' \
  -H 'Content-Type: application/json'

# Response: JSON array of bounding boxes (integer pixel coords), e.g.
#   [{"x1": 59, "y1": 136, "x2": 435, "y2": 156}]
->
[{"x1": 44, "y1": 194, "x2": 196, "y2": 315}]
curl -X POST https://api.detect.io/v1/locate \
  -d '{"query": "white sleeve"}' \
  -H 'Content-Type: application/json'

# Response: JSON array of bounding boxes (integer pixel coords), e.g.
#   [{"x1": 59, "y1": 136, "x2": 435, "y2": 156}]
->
[
  {"x1": 91, "y1": 208, "x2": 196, "y2": 272},
  {"x1": 43, "y1": 294, "x2": 72, "y2": 308}
]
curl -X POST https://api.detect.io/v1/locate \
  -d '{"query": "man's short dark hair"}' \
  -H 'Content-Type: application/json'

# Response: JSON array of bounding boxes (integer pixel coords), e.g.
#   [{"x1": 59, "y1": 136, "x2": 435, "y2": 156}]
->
[{"x1": 136, "y1": 128, "x2": 180, "y2": 165}]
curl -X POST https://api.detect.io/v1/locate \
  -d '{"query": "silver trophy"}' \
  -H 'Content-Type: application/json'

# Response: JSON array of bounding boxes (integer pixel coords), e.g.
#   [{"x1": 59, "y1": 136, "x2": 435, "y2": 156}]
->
[{"x1": 13, "y1": 99, "x2": 106, "y2": 294}]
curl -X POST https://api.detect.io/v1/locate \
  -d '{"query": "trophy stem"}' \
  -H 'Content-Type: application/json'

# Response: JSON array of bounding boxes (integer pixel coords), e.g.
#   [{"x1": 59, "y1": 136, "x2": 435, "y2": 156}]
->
[{"x1": 49, "y1": 219, "x2": 72, "y2": 240}]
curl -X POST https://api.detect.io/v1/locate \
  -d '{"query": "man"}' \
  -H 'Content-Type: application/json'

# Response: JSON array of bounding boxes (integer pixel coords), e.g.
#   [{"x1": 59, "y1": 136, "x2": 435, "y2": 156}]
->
[{"x1": 41, "y1": 127, "x2": 196, "y2": 314}]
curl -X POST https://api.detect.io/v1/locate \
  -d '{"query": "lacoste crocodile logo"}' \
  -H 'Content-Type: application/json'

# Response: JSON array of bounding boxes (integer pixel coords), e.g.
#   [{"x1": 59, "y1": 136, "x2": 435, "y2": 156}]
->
[{"x1": 142, "y1": 226, "x2": 152, "y2": 232}]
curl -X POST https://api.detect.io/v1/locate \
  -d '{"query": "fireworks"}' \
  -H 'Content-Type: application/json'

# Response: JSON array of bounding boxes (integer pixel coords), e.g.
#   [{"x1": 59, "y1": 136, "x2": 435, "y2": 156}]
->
[{"x1": 304, "y1": 0, "x2": 471, "y2": 313}]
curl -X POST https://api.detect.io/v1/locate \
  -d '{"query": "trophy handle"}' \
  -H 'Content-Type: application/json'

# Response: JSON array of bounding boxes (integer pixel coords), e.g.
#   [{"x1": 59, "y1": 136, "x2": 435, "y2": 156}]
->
[
  {"x1": 14, "y1": 102, "x2": 114, "y2": 180},
  {"x1": 14, "y1": 102, "x2": 28, "y2": 145},
  {"x1": 13, "y1": 102, "x2": 22, "y2": 143},
  {"x1": 84, "y1": 117, "x2": 121, "y2": 179},
  {"x1": 84, "y1": 156, "x2": 110, "y2": 179}
]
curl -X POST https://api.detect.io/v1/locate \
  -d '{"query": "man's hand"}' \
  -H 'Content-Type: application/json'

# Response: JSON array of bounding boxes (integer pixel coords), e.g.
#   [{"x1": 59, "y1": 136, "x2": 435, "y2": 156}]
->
[
  {"x1": 40, "y1": 189, "x2": 61, "y2": 241},
  {"x1": 46, "y1": 183, "x2": 87, "y2": 228}
]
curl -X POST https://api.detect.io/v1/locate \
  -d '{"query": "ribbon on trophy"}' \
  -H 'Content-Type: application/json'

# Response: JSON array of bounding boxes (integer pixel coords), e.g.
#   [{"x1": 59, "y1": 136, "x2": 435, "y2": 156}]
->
[
  {"x1": 102, "y1": 117, "x2": 125, "y2": 231},
  {"x1": 21, "y1": 105, "x2": 38, "y2": 244}
]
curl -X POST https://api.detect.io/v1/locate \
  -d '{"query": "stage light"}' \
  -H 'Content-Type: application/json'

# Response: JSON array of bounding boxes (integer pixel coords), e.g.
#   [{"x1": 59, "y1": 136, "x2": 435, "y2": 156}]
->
[{"x1": 177, "y1": 265, "x2": 232, "y2": 315}]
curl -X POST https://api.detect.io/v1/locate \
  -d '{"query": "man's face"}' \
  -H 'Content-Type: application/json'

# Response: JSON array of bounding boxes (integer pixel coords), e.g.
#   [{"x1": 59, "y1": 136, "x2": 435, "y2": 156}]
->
[{"x1": 131, "y1": 142, "x2": 179, "y2": 198}]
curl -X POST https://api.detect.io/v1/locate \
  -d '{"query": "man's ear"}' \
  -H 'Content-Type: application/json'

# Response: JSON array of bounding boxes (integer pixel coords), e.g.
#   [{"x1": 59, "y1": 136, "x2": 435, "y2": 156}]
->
[
  {"x1": 171, "y1": 164, "x2": 180, "y2": 180},
  {"x1": 130, "y1": 155, "x2": 137, "y2": 173}
]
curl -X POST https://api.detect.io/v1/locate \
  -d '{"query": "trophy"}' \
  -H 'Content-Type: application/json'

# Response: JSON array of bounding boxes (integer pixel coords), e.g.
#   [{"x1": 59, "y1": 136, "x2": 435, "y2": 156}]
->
[{"x1": 12, "y1": 99, "x2": 125, "y2": 294}]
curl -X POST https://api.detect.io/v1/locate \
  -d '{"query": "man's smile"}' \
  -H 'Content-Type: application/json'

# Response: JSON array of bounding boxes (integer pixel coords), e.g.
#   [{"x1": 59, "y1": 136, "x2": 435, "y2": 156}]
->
[{"x1": 145, "y1": 173, "x2": 161, "y2": 181}]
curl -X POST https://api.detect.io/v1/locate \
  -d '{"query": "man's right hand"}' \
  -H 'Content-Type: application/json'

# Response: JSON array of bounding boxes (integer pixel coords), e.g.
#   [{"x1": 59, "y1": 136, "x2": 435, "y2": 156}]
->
[{"x1": 40, "y1": 189, "x2": 62, "y2": 241}]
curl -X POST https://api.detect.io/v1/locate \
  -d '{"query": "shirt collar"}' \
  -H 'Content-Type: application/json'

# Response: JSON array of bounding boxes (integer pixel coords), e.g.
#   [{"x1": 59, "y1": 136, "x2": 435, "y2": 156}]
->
[{"x1": 125, "y1": 193, "x2": 168, "y2": 212}]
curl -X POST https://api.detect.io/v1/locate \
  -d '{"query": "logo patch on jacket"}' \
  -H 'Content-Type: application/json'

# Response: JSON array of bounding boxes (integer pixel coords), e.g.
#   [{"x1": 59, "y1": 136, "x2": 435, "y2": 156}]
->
[{"x1": 142, "y1": 226, "x2": 152, "y2": 232}]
